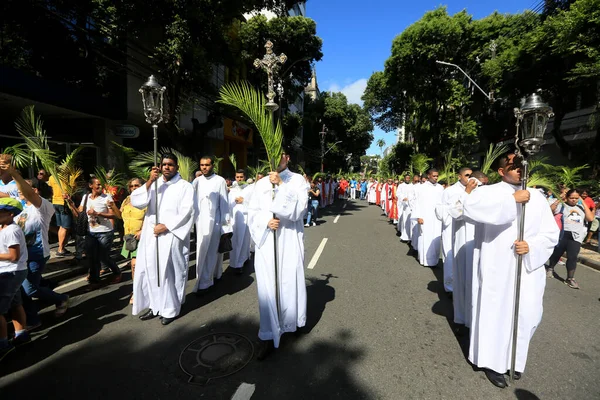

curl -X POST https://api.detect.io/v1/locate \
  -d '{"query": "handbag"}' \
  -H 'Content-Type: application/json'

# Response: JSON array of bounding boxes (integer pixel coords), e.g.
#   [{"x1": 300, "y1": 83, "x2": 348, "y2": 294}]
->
[
  {"x1": 75, "y1": 194, "x2": 89, "y2": 236},
  {"x1": 218, "y1": 232, "x2": 233, "y2": 253},
  {"x1": 124, "y1": 234, "x2": 138, "y2": 252}
]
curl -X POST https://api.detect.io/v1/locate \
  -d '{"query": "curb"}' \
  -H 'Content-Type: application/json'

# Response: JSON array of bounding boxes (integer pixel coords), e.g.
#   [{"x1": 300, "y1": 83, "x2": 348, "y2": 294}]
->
[{"x1": 577, "y1": 255, "x2": 600, "y2": 272}]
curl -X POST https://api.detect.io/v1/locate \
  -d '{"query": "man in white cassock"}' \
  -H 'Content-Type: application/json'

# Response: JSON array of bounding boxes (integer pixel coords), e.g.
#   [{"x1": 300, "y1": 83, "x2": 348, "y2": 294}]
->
[
  {"x1": 228, "y1": 169, "x2": 251, "y2": 275},
  {"x1": 463, "y1": 153, "x2": 558, "y2": 388},
  {"x1": 132, "y1": 153, "x2": 195, "y2": 326},
  {"x1": 411, "y1": 169, "x2": 444, "y2": 266},
  {"x1": 396, "y1": 174, "x2": 411, "y2": 236},
  {"x1": 435, "y1": 167, "x2": 472, "y2": 293},
  {"x1": 447, "y1": 171, "x2": 488, "y2": 330},
  {"x1": 248, "y1": 151, "x2": 307, "y2": 360},
  {"x1": 192, "y1": 155, "x2": 230, "y2": 293},
  {"x1": 367, "y1": 178, "x2": 377, "y2": 204}
]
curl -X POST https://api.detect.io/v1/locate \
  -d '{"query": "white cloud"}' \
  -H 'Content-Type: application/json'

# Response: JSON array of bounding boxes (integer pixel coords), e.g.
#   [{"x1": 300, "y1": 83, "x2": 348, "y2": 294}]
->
[{"x1": 327, "y1": 78, "x2": 368, "y2": 105}]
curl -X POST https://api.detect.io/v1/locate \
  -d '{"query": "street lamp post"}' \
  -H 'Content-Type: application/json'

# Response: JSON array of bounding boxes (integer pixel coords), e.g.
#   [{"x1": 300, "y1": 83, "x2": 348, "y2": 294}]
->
[
  {"x1": 435, "y1": 60, "x2": 494, "y2": 102},
  {"x1": 320, "y1": 124, "x2": 328, "y2": 172},
  {"x1": 139, "y1": 75, "x2": 166, "y2": 287},
  {"x1": 509, "y1": 93, "x2": 553, "y2": 382},
  {"x1": 254, "y1": 40, "x2": 287, "y2": 325}
]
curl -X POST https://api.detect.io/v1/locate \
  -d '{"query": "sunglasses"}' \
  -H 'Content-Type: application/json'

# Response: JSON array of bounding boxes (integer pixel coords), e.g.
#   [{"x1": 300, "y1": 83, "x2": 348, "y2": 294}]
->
[{"x1": 129, "y1": 184, "x2": 141, "y2": 188}]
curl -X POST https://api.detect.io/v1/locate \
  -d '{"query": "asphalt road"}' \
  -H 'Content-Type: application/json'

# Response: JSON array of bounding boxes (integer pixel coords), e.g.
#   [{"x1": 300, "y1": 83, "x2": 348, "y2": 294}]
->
[{"x1": 1, "y1": 199, "x2": 599, "y2": 399}]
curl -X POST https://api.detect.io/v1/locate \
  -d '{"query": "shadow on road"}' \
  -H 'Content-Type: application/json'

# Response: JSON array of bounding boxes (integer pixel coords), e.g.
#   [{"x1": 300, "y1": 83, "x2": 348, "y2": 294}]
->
[
  {"x1": 0, "y1": 314, "x2": 374, "y2": 400},
  {"x1": 514, "y1": 388, "x2": 542, "y2": 400},
  {"x1": 304, "y1": 273, "x2": 337, "y2": 333}
]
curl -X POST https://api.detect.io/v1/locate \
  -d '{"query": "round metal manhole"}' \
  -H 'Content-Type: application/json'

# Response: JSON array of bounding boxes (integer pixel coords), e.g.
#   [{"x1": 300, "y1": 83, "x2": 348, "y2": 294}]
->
[{"x1": 179, "y1": 332, "x2": 254, "y2": 385}]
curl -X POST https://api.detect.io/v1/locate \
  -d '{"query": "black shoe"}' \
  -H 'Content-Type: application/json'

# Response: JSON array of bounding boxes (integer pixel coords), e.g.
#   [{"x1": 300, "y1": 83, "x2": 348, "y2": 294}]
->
[
  {"x1": 160, "y1": 317, "x2": 176, "y2": 326},
  {"x1": 506, "y1": 371, "x2": 522, "y2": 380},
  {"x1": 256, "y1": 339, "x2": 275, "y2": 361},
  {"x1": 235, "y1": 267, "x2": 244, "y2": 275},
  {"x1": 139, "y1": 309, "x2": 157, "y2": 321},
  {"x1": 484, "y1": 369, "x2": 507, "y2": 388}
]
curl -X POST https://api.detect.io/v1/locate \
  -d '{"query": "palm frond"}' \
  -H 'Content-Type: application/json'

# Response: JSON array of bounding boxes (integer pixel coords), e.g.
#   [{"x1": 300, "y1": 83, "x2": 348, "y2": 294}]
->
[
  {"x1": 312, "y1": 172, "x2": 325, "y2": 181},
  {"x1": 229, "y1": 154, "x2": 237, "y2": 172},
  {"x1": 1, "y1": 144, "x2": 31, "y2": 169},
  {"x1": 297, "y1": 164, "x2": 306, "y2": 176},
  {"x1": 129, "y1": 148, "x2": 197, "y2": 181},
  {"x1": 527, "y1": 173, "x2": 559, "y2": 196},
  {"x1": 410, "y1": 153, "x2": 432, "y2": 176},
  {"x1": 218, "y1": 81, "x2": 283, "y2": 171},
  {"x1": 14, "y1": 106, "x2": 59, "y2": 179},
  {"x1": 214, "y1": 156, "x2": 224, "y2": 175},
  {"x1": 93, "y1": 166, "x2": 126, "y2": 191},
  {"x1": 481, "y1": 143, "x2": 508, "y2": 174}
]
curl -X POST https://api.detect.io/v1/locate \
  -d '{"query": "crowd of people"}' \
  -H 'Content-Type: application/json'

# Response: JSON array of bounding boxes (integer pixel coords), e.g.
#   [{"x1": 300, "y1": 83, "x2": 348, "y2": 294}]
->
[
  {"x1": 0, "y1": 150, "x2": 308, "y2": 362},
  {"x1": 355, "y1": 152, "x2": 598, "y2": 388},
  {"x1": 1, "y1": 150, "x2": 599, "y2": 382}
]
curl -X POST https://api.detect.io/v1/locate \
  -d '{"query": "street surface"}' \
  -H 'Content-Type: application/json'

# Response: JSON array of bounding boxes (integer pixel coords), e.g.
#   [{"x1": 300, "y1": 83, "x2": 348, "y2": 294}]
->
[{"x1": 1, "y1": 200, "x2": 599, "y2": 399}]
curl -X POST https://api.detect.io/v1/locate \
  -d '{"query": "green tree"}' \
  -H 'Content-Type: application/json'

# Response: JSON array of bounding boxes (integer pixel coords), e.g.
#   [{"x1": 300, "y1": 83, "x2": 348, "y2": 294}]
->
[{"x1": 376, "y1": 138, "x2": 386, "y2": 157}]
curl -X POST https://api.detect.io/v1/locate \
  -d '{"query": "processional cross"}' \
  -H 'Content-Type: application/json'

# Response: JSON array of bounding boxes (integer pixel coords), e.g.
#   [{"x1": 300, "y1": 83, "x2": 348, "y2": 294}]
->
[{"x1": 253, "y1": 40, "x2": 287, "y2": 112}]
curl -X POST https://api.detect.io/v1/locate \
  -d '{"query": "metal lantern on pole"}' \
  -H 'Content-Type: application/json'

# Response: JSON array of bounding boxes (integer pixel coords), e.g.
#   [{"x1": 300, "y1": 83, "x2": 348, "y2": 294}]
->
[
  {"x1": 139, "y1": 75, "x2": 166, "y2": 287},
  {"x1": 510, "y1": 93, "x2": 553, "y2": 382}
]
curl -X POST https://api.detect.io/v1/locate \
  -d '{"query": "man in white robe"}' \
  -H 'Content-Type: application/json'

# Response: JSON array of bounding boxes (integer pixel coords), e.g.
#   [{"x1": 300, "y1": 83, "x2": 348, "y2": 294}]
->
[
  {"x1": 463, "y1": 153, "x2": 559, "y2": 388},
  {"x1": 248, "y1": 151, "x2": 307, "y2": 360},
  {"x1": 411, "y1": 169, "x2": 444, "y2": 266},
  {"x1": 228, "y1": 169, "x2": 251, "y2": 274},
  {"x1": 435, "y1": 167, "x2": 472, "y2": 293},
  {"x1": 409, "y1": 176, "x2": 422, "y2": 249},
  {"x1": 192, "y1": 155, "x2": 230, "y2": 293},
  {"x1": 367, "y1": 178, "x2": 377, "y2": 204},
  {"x1": 396, "y1": 174, "x2": 411, "y2": 234},
  {"x1": 319, "y1": 177, "x2": 328, "y2": 208},
  {"x1": 132, "y1": 153, "x2": 195, "y2": 325},
  {"x1": 447, "y1": 171, "x2": 488, "y2": 329}
]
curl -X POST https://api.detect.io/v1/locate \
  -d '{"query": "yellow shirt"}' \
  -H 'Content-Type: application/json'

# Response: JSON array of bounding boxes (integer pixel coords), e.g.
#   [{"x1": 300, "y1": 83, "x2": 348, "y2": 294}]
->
[
  {"x1": 120, "y1": 196, "x2": 146, "y2": 235},
  {"x1": 48, "y1": 175, "x2": 65, "y2": 205}
]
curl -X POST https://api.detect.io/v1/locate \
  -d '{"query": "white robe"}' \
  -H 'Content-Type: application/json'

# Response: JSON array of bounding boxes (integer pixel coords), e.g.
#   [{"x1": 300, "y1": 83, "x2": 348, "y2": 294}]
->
[
  {"x1": 464, "y1": 182, "x2": 559, "y2": 374},
  {"x1": 447, "y1": 188, "x2": 478, "y2": 327},
  {"x1": 228, "y1": 184, "x2": 252, "y2": 269},
  {"x1": 409, "y1": 184, "x2": 421, "y2": 248},
  {"x1": 412, "y1": 181, "x2": 444, "y2": 266},
  {"x1": 131, "y1": 173, "x2": 195, "y2": 318},
  {"x1": 248, "y1": 169, "x2": 308, "y2": 348},
  {"x1": 396, "y1": 182, "x2": 409, "y2": 233},
  {"x1": 192, "y1": 174, "x2": 230, "y2": 291},
  {"x1": 435, "y1": 181, "x2": 465, "y2": 292},
  {"x1": 367, "y1": 182, "x2": 377, "y2": 204}
]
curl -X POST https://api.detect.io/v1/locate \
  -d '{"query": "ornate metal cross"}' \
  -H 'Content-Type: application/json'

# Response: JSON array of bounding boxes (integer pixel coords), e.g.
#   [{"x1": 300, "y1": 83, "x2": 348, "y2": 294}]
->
[{"x1": 254, "y1": 40, "x2": 287, "y2": 112}]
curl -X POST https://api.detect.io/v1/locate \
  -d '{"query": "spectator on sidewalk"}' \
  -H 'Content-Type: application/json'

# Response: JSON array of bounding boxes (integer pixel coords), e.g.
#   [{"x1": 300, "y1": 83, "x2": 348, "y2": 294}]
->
[
  {"x1": 581, "y1": 189, "x2": 596, "y2": 245},
  {"x1": 67, "y1": 178, "x2": 122, "y2": 285},
  {"x1": 0, "y1": 197, "x2": 30, "y2": 361},
  {"x1": 47, "y1": 173, "x2": 71, "y2": 257},
  {"x1": 31, "y1": 169, "x2": 52, "y2": 201},
  {"x1": 305, "y1": 181, "x2": 320, "y2": 227},
  {"x1": 2, "y1": 165, "x2": 69, "y2": 329},
  {"x1": 120, "y1": 178, "x2": 146, "y2": 304},
  {"x1": 547, "y1": 189, "x2": 596, "y2": 289}
]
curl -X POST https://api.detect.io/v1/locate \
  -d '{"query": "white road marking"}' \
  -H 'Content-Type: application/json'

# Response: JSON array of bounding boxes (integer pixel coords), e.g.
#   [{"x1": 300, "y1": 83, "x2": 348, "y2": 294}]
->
[
  {"x1": 333, "y1": 214, "x2": 341, "y2": 224},
  {"x1": 308, "y1": 238, "x2": 328, "y2": 270},
  {"x1": 231, "y1": 382, "x2": 255, "y2": 400}
]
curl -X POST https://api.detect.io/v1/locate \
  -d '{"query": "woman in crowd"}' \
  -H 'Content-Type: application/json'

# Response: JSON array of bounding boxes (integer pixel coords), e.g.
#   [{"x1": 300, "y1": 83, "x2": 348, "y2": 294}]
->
[
  {"x1": 305, "y1": 181, "x2": 320, "y2": 227},
  {"x1": 120, "y1": 178, "x2": 146, "y2": 304},
  {"x1": 546, "y1": 188, "x2": 595, "y2": 289},
  {"x1": 67, "y1": 177, "x2": 122, "y2": 285}
]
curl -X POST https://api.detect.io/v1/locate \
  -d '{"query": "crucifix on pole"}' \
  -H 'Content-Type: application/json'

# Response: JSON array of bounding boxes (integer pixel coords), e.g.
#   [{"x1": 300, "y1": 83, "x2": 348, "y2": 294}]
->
[{"x1": 253, "y1": 40, "x2": 287, "y2": 326}]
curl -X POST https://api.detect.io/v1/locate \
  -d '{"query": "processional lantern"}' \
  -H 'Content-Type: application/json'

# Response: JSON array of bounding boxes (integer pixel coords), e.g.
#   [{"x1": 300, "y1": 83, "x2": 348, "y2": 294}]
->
[
  {"x1": 514, "y1": 93, "x2": 554, "y2": 157},
  {"x1": 139, "y1": 75, "x2": 166, "y2": 126}
]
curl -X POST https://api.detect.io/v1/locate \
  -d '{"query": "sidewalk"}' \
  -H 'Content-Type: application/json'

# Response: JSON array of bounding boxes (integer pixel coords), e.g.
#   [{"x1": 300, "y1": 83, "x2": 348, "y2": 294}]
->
[{"x1": 575, "y1": 240, "x2": 600, "y2": 271}]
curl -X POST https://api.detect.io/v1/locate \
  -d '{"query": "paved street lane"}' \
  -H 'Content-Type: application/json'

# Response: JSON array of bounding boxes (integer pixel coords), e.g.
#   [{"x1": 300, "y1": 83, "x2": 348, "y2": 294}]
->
[{"x1": 1, "y1": 199, "x2": 599, "y2": 399}]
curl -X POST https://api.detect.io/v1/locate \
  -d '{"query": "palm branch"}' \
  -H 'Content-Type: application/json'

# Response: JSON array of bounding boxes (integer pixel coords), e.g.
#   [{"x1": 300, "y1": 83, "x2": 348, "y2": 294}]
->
[
  {"x1": 297, "y1": 164, "x2": 306, "y2": 176},
  {"x1": 93, "y1": 166, "x2": 126, "y2": 191},
  {"x1": 218, "y1": 81, "x2": 283, "y2": 171},
  {"x1": 214, "y1": 156, "x2": 224, "y2": 175},
  {"x1": 553, "y1": 164, "x2": 589, "y2": 188},
  {"x1": 56, "y1": 147, "x2": 85, "y2": 196},
  {"x1": 13, "y1": 106, "x2": 59, "y2": 180},
  {"x1": 527, "y1": 173, "x2": 559, "y2": 196},
  {"x1": 1, "y1": 144, "x2": 31, "y2": 169},
  {"x1": 481, "y1": 143, "x2": 508, "y2": 175},
  {"x1": 410, "y1": 153, "x2": 432, "y2": 176},
  {"x1": 247, "y1": 165, "x2": 258, "y2": 180},
  {"x1": 229, "y1": 154, "x2": 237, "y2": 171},
  {"x1": 129, "y1": 147, "x2": 197, "y2": 182}
]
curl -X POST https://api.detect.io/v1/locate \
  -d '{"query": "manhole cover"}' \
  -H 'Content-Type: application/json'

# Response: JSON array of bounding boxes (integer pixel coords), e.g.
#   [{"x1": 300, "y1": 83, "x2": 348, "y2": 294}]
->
[{"x1": 179, "y1": 332, "x2": 254, "y2": 385}]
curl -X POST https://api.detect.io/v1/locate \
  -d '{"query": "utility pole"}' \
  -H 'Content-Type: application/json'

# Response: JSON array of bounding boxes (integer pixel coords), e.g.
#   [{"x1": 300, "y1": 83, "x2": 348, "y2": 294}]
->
[{"x1": 320, "y1": 123, "x2": 327, "y2": 172}]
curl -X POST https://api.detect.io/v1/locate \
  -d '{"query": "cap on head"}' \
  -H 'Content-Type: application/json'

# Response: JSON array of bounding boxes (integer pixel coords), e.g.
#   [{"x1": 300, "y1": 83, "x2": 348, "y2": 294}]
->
[{"x1": 0, "y1": 197, "x2": 23, "y2": 216}]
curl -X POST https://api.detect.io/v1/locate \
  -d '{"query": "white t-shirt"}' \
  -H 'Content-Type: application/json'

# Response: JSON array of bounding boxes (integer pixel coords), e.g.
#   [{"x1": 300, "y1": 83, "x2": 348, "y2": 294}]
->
[
  {"x1": 15, "y1": 198, "x2": 55, "y2": 259},
  {"x1": 0, "y1": 224, "x2": 28, "y2": 273},
  {"x1": 80, "y1": 193, "x2": 114, "y2": 233}
]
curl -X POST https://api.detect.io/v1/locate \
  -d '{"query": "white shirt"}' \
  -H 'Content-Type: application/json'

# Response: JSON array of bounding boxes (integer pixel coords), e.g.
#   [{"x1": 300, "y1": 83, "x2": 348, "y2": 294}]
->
[
  {"x1": 0, "y1": 224, "x2": 28, "y2": 273},
  {"x1": 80, "y1": 193, "x2": 114, "y2": 233},
  {"x1": 15, "y1": 198, "x2": 55, "y2": 258}
]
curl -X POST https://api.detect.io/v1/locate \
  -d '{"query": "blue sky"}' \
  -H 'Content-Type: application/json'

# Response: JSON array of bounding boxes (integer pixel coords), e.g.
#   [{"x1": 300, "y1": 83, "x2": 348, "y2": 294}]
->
[{"x1": 306, "y1": 0, "x2": 537, "y2": 155}]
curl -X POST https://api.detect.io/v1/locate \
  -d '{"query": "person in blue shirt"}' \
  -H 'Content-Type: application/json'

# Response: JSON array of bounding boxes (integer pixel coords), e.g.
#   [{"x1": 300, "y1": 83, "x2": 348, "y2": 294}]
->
[
  {"x1": 360, "y1": 179, "x2": 368, "y2": 200},
  {"x1": 349, "y1": 178, "x2": 357, "y2": 200}
]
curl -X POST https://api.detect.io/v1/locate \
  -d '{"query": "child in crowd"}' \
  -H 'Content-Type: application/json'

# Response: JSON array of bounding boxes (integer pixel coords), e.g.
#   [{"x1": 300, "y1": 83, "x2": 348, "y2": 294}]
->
[{"x1": 0, "y1": 198, "x2": 29, "y2": 361}]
